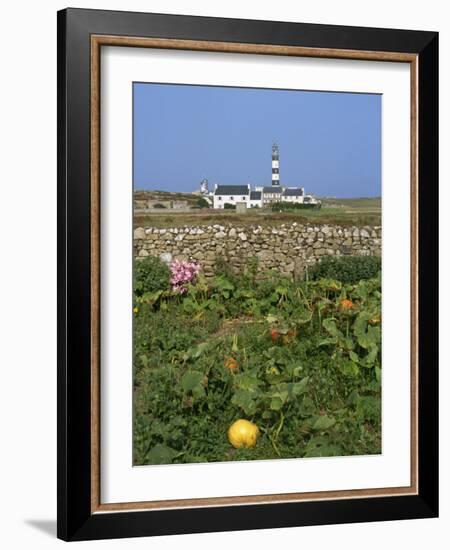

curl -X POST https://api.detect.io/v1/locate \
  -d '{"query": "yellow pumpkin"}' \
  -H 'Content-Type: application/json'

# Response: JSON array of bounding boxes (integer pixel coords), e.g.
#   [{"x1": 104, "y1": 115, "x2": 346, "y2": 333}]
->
[{"x1": 228, "y1": 419, "x2": 260, "y2": 449}]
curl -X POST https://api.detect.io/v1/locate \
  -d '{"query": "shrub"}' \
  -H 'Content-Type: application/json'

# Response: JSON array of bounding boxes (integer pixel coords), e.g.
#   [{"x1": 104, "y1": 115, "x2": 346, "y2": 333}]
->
[
  {"x1": 196, "y1": 197, "x2": 210, "y2": 209},
  {"x1": 153, "y1": 203, "x2": 166, "y2": 209},
  {"x1": 309, "y1": 255, "x2": 381, "y2": 284},
  {"x1": 134, "y1": 256, "x2": 170, "y2": 296},
  {"x1": 223, "y1": 203, "x2": 236, "y2": 210},
  {"x1": 271, "y1": 202, "x2": 320, "y2": 212},
  {"x1": 214, "y1": 255, "x2": 234, "y2": 279}
]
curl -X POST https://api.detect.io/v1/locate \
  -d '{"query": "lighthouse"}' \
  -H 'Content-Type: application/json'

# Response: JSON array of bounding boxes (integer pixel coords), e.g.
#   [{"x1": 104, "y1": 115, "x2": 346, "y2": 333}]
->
[
  {"x1": 200, "y1": 178, "x2": 209, "y2": 195},
  {"x1": 272, "y1": 143, "x2": 280, "y2": 186}
]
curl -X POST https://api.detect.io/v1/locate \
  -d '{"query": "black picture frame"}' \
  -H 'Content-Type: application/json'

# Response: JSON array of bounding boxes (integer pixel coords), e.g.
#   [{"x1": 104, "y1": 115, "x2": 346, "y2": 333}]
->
[{"x1": 57, "y1": 7, "x2": 438, "y2": 541}]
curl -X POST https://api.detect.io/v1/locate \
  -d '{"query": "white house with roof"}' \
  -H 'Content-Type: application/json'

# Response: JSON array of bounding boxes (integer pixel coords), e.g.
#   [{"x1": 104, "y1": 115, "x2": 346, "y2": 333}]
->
[
  {"x1": 255, "y1": 185, "x2": 285, "y2": 205},
  {"x1": 249, "y1": 190, "x2": 263, "y2": 208},
  {"x1": 213, "y1": 184, "x2": 250, "y2": 209},
  {"x1": 281, "y1": 187, "x2": 305, "y2": 202},
  {"x1": 211, "y1": 184, "x2": 317, "y2": 209}
]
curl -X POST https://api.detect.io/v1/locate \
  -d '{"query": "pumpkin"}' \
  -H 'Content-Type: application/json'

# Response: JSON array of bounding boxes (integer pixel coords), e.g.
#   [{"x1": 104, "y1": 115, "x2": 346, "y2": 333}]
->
[
  {"x1": 228, "y1": 419, "x2": 260, "y2": 449},
  {"x1": 224, "y1": 357, "x2": 238, "y2": 371}
]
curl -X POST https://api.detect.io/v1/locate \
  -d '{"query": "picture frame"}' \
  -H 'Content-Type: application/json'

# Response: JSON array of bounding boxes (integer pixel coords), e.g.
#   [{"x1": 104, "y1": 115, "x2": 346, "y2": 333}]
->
[{"x1": 57, "y1": 7, "x2": 438, "y2": 541}]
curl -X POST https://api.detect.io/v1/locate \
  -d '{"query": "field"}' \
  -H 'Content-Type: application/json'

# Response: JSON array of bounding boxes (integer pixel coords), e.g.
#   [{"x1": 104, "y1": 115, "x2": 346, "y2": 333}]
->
[
  {"x1": 133, "y1": 256, "x2": 382, "y2": 465},
  {"x1": 320, "y1": 197, "x2": 381, "y2": 210},
  {"x1": 134, "y1": 192, "x2": 381, "y2": 229}
]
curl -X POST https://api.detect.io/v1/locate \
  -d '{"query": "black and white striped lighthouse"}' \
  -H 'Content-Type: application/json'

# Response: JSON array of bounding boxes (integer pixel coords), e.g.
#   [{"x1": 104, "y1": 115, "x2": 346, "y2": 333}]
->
[{"x1": 272, "y1": 142, "x2": 280, "y2": 186}]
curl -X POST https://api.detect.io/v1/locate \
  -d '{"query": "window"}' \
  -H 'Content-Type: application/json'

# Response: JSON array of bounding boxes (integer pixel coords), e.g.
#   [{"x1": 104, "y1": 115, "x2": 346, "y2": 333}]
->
[
  {"x1": 230, "y1": 196, "x2": 234, "y2": 200},
  {"x1": 242, "y1": 196, "x2": 246, "y2": 200},
  {"x1": 218, "y1": 196, "x2": 222, "y2": 200}
]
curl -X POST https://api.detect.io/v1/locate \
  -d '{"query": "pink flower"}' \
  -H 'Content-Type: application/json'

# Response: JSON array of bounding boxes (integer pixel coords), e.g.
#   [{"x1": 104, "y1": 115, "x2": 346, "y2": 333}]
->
[{"x1": 169, "y1": 260, "x2": 201, "y2": 293}]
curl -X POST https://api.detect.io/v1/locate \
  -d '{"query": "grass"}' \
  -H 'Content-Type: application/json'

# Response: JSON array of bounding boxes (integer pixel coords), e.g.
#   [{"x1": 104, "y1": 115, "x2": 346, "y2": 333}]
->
[
  {"x1": 134, "y1": 192, "x2": 381, "y2": 228},
  {"x1": 135, "y1": 189, "x2": 201, "y2": 203},
  {"x1": 134, "y1": 206, "x2": 381, "y2": 229},
  {"x1": 319, "y1": 197, "x2": 381, "y2": 213}
]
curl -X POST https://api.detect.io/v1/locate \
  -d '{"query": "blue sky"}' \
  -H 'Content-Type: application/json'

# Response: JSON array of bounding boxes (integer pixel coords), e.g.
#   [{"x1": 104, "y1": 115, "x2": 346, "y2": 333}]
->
[{"x1": 133, "y1": 83, "x2": 381, "y2": 198}]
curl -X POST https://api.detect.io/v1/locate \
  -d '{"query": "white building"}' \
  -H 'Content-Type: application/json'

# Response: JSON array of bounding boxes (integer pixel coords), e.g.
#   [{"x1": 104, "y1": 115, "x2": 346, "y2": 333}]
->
[
  {"x1": 261, "y1": 186, "x2": 283, "y2": 205},
  {"x1": 281, "y1": 188, "x2": 319, "y2": 205},
  {"x1": 302, "y1": 194, "x2": 319, "y2": 204},
  {"x1": 211, "y1": 184, "x2": 318, "y2": 209},
  {"x1": 213, "y1": 184, "x2": 250, "y2": 209},
  {"x1": 200, "y1": 178, "x2": 209, "y2": 195},
  {"x1": 281, "y1": 187, "x2": 305, "y2": 202},
  {"x1": 249, "y1": 191, "x2": 263, "y2": 208}
]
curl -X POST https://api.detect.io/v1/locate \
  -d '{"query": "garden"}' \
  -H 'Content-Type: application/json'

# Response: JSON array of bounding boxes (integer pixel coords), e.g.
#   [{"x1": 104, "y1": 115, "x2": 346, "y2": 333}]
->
[{"x1": 133, "y1": 254, "x2": 382, "y2": 465}]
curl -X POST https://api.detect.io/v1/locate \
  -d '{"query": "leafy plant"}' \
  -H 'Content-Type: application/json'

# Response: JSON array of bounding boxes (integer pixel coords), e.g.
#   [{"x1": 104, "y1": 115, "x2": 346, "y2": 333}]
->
[
  {"x1": 196, "y1": 197, "x2": 210, "y2": 209},
  {"x1": 309, "y1": 255, "x2": 381, "y2": 284},
  {"x1": 134, "y1": 255, "x2": 170, "y2": 297},
  {"x1": 133, "y1": 259, "x2": 382, "y2": 465},
  {"x1": 271, "y1": 202, "x2": 320, "y2": 211}
]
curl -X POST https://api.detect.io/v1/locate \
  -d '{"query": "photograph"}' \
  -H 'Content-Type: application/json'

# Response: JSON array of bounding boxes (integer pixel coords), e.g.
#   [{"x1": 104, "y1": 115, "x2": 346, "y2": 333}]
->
[
  {"x1": 132, "y1": 82, "x2": 383, "y2": 466},
  {"x1": 0, "y1": 1, "x2": 443, "y2": 547},
  {"x1": 53, "y1": 5, "x2": 438, "y2": 542}
]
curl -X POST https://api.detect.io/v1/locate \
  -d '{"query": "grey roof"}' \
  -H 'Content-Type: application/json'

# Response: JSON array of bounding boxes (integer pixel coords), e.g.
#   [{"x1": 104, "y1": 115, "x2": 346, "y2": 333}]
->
[
  {"x1": 214, "y1": 185, "x2": 249, "y2": 196},
  {"x1": 263, "y1": 186, "x2": 282, "y2": 194},
  {"x1": 283, "y1": 188, "x2": 304, "y2": 197},
  {"x1": 250, "y1": 191, "x2": 262, "y2": 200}
]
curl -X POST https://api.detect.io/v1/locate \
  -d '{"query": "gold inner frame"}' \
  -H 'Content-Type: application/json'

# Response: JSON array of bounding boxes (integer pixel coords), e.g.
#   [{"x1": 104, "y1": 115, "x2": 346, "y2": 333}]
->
[{"x1": 90, "y1": 35, "x2": 419, "y2": 514}]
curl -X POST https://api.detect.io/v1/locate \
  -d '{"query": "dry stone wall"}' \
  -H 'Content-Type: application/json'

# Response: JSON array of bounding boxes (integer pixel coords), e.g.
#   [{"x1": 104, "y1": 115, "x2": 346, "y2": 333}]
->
[{"x1": 134, "y1": 222, "x2": 381, "y2": 278}]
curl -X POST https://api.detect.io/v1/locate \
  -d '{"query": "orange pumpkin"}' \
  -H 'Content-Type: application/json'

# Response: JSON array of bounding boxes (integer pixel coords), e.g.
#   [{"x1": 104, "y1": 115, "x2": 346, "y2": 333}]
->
[
  {"x1": 270, "y1": 328, "x2": 280, "y2": 343},
  {"x1": 340, "y1": 299, "x2": 354, "y2": 311},
  {"x1": 224, "y1": 357, "x2": 238, "y2": 371}
]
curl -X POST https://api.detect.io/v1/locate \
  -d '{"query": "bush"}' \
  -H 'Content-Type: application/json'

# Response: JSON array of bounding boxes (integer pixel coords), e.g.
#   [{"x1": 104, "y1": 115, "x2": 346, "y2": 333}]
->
[
  {"x1": 152, "y1": 203, "x2": 166, "y2": 209},
  {"x1": 223, "y1": 203, "x2": 236, "y2": 210},
  {"x1": 309, "y1": 255, "x2": 381, "y2": 284},
  {"x1": 214, "y1": 255, "x2": 234, "y2": 277},
  {"x1": 134, "y1": 256, "x2": 170, "y2": 296},
  {"x1": 271, "y1": 202, "x2": 320, "y2": 212},
  {"x1": 196, "y1": 197, "x2": 210, "y2": 209},
  {"x1": 213, "y1": 255, "x2": 260, "y2": 287}
]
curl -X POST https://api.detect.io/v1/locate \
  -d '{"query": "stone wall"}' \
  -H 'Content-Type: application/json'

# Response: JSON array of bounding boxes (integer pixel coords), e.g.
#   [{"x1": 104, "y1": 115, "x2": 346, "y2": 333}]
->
[{"x1": 134, "y1": 222, "x2": 381, "y2": 278}]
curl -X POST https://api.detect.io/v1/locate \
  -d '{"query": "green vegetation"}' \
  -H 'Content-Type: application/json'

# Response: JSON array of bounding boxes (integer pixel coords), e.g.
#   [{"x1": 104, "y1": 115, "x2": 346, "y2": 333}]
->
[
  {"x1": 271, "y1": 202, "x2": 321, "y2": 211},
  {"x1": 195, "y1": 197, "x2": 210, "y2": 209},
  {"x1": 134, "y1": 189, "x2": 201, "y2": 205},
  {"x1": 134, "y1": 256, "x2": 170, "y2": 297},
  {"x1": 133, "y1": 256, "x2": 382, "y2": 465},
  {"x1": 134, "y1": 208, "x2": 380, "y2": 229},
  {"x1": 320, "y1": 197, "x2": 381, "y2": 210},
  {"x1": 309, "y1": 256, "x2": 382, "y2": 285},
  {"x1": 133, "y1": 193, "x2": 381, "y2": 228}
]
